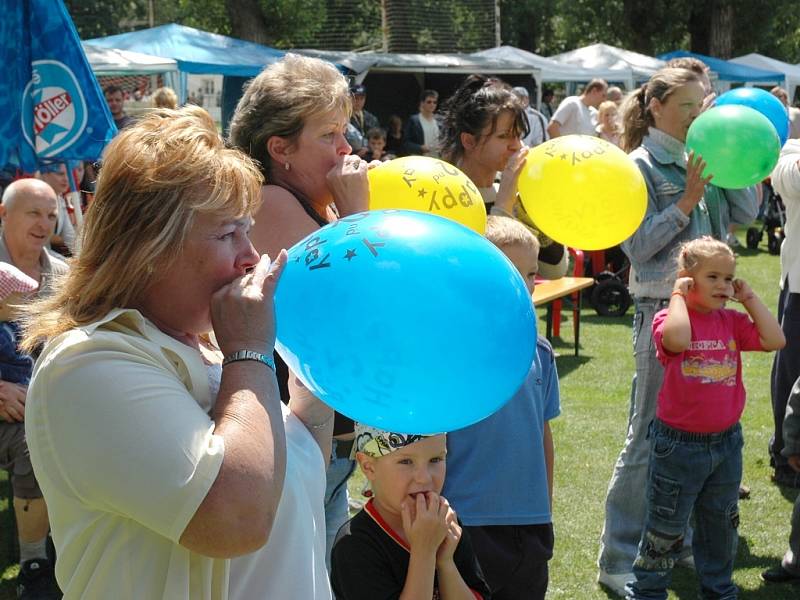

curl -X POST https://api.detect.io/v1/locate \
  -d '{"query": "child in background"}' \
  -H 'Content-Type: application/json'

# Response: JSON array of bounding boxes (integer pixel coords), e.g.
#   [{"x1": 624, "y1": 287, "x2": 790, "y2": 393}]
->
[
  {"x1": 627, "y1": 237, "x2": 785, "y2": 600},
  {"x1": 330, "y1": 424, "x2": 490, "y2": 599},
  {"x1": 443, "y1": 215, "x2": 560, "y2": 599},
  {"x1": 0, "y1": 262, "x2": 38, "y2": 385},
  {"x1": 364, "y1": 128, "x2": 393, "y2": 162}
]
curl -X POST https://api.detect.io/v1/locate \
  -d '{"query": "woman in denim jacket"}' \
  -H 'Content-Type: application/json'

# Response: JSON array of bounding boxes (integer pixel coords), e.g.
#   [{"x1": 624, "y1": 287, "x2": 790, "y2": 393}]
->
[{"x1": 597, "y1": 67, "x2": 759, "y2": 596}]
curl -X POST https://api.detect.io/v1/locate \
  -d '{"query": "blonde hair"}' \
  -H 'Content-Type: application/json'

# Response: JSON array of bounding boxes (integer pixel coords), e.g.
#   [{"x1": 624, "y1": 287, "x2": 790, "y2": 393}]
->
[
  {"x1": 598, "y1": 101, "x2": 618, "y2": 120},
  {"x1": 152, "y1": 86, "x2": 178, "y2": 109},
  {"x1": 620, "y1": 68, "x2": 700, "y2": 152},
  {"x1": 228, "y1": 54, "x2": 351, "y2": 178},
  {"x1": 485, "y1": 215, "x2": 540, "y2": 255},
  {"x1": 21, "y1": 105, "x2": 263, "y2": 349},
  {"x1": 677, "y1": 236, "x2": 735, "y2": 274}
]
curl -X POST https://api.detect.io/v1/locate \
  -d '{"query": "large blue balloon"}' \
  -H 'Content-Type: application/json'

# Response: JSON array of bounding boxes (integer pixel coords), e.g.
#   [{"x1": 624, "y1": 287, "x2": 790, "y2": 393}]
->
[
  {"x1": 716, "y1": 87, "x2": 789, "y2": 146},
  {"x1": 274, "y1": 210, "x2": 537, "y2": 434}
]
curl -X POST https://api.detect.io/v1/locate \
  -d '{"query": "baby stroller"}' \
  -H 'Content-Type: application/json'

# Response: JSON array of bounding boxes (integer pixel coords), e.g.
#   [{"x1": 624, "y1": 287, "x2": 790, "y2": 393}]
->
[
  {"x1": 746, "y1": 181, "x2": 785, "y2": 255},
  {"x1": 587, "y1": 246, "x2": 632, "y2": 317}
]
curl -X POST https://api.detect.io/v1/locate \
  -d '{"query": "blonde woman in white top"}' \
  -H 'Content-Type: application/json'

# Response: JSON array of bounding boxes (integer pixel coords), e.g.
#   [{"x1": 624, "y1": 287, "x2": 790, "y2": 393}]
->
[{"x1": 22, "y1": 105, "x2": 332, "y2": 599}]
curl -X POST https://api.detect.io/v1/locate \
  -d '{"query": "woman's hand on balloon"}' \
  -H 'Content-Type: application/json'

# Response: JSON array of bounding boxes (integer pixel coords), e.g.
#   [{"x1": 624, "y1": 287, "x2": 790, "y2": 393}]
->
[
  {"x1": 211, "y1": 250, "x2": 287, "y2": 356},
  {"x1": 327, "y1": 154, "x2": 370, "y2": 217},
  {"x1": 495, "y1": 146, "x2": 529, "y2": 215},
  {"x1": 677, "y1": 152, "x2": 713, "y2": 215}
]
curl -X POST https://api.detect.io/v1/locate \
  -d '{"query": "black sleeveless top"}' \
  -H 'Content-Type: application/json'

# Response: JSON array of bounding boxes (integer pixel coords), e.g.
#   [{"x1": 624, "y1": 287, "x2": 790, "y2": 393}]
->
[{"x1": 272, "y1": 186, "x2": 354, "y2": 437}]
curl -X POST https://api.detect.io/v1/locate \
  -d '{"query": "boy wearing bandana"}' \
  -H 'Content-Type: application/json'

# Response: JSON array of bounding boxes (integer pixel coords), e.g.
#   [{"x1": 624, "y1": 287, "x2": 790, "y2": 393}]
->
[{"x1": 330, "y1": 425, "x2": 490, "y2": 599}]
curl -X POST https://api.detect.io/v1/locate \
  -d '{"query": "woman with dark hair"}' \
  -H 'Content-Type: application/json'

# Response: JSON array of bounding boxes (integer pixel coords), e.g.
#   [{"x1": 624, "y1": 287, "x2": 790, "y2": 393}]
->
[{"x1": 440, "y1": 74, "x2": 567, "y2": 279}]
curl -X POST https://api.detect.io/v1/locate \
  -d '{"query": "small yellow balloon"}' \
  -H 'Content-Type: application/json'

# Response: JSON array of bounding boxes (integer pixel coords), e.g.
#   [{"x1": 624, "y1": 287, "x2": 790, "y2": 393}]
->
[
  {"x1": 518, "y1": 135, "x2": 647, "y2": 250},
  {"x1": 368, "y1": 156, "x2": 487, "y2": 234}
]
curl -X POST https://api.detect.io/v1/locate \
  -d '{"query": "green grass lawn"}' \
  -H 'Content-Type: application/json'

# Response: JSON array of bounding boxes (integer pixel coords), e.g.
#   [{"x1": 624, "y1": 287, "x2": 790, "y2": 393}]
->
[{"x1": 1, "y1": 233, "x2": 798, "y2": 599}]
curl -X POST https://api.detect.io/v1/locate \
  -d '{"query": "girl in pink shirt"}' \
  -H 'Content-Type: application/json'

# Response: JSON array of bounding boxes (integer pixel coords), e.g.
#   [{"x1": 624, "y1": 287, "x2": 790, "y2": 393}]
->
[{"x1": 627, "y1": 237, "x2": 784, "y2": 600}]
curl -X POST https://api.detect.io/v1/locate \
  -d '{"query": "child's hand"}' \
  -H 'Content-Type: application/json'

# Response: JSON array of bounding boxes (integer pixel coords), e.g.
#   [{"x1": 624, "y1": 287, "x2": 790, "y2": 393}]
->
[
  {"x1": 673, "y1": 276, "x2": 694, "y2": 296},
  {"x1": 435, "y1": 498, "x2": 462, "y2": 567},
  {"x1": 732, "y1": 279, "x2": 755, "y2": 303},
  {"x1": 401, "y1": 492, "x2": 449, "y2": 557}
]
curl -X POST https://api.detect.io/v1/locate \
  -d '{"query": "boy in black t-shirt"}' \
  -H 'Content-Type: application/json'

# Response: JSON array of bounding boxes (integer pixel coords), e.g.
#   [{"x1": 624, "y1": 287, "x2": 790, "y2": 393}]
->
[{"x1": 330, "y1": 424, "x2": 490, "y2": 599}]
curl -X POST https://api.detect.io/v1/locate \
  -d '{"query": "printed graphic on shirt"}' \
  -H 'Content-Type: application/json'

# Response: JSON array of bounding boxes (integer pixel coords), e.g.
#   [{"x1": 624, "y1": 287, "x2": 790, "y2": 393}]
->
[{"x1": 681, "y1": 337, "x2": 738, "y2": 386}]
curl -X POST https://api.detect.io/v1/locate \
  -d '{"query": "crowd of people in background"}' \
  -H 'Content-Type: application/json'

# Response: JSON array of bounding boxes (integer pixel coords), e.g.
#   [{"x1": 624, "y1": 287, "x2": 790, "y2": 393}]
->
[{"x1": 4, "y1": 53, "x2": 800, "y2": 600}]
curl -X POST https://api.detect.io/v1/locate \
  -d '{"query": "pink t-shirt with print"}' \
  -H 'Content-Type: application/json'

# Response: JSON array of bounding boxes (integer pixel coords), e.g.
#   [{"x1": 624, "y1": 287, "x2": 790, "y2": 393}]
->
[{"x1": 652, "y1": 307, "x2": 763, "y2": 433}]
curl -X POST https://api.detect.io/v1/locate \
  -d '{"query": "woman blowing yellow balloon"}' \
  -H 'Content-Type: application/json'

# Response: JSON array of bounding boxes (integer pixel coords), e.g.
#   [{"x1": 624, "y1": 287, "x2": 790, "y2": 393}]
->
[{"x1": 439, "y1": 74, "x2": 568, "y2": 279}]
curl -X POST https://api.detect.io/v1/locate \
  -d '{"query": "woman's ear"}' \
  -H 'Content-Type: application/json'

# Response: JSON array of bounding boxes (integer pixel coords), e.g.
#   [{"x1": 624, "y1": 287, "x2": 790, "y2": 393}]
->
[
  {"x1": 648, "y1": 97, "x2": 662, "y2": 120},
  {"x1": 266, "y1": 136, "x2": 291, "y2": 164},
  {"x1": 460, "y1": 131, "x2": 477, "y2": 152}
]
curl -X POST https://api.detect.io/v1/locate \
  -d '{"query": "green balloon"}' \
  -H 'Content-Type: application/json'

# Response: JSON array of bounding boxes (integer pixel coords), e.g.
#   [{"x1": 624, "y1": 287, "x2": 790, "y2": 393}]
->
[{"x1": 686, "y1": 104, "x2": 780, "y2": 189}]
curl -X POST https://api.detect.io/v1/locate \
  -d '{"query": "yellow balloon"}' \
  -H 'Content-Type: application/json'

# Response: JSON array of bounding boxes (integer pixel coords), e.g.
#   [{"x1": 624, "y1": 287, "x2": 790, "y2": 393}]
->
[
  {"x1": 517, "y1": 135, "x2": 647, "y2": 250},
  {"x1": 368, "y1": 156, "x2": 487, "y2": 234}
]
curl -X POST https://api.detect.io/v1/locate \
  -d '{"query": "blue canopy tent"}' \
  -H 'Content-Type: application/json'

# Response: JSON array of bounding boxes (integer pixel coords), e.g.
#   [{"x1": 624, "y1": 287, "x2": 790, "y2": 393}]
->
[
  {"x1": 86, "y1": 23, "x2": 285, "y2": 102},
  {"x1": 658, "y1": 50, "x2": 784, "y2": 86}
]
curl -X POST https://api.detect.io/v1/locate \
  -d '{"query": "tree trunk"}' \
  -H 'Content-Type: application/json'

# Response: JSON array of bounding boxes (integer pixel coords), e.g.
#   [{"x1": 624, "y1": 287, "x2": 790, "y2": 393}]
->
[
  {"x1": 709, "y1": 0, "x2": 733, "y2": 58},
  {"x1": 688, "y1": 1, "x2": 711, "y2": 55},
  {"x1": 224, "y1": 0, "x2": 272, "y2": 44}
]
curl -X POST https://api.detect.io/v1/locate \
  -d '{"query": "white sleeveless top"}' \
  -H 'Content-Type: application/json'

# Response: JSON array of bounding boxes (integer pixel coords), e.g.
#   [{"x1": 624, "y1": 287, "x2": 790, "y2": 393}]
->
[{"x1": 205, "y1": 364, "x2": 331, "y2": 600}]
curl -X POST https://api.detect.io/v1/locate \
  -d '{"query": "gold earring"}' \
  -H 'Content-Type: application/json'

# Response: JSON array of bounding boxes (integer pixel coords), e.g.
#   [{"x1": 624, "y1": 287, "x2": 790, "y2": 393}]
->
[{"x1": 284, "y1": 162, "x2": 290, "y2": 171}]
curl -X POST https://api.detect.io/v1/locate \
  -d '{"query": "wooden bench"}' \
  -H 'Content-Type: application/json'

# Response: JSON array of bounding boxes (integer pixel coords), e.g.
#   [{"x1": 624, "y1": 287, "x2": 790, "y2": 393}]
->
[{"x1": 533, "y1": 277, "x2": 594, "y2": 356}]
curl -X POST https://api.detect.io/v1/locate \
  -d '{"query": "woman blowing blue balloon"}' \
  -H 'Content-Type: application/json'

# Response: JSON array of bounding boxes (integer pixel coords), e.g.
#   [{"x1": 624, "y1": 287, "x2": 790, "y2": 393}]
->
[
  {"x1": 597, "y1": 67, "x2": 759, "y2": 596},
  {"x1": 228, "y1": 53, "x2": 372, "y2": 579}
]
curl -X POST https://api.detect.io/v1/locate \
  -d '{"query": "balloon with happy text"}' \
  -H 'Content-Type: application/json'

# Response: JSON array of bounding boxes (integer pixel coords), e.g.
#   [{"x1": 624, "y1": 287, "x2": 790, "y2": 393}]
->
[
  {"x1": 715, "y1": 87, "x2": 789, "y2": 146},
  {"x1": 274, "y1": 210, "x2": 536, "y2": 434},
  {"x1": 686, "y1": 104, "x2": 781, "y2": 189},
  {"x1": 517, "y1": 135, "x2": 647, "y2": 250},
  {"x1": 367, "y1": 156, "x2": 487, "y2": 234}
]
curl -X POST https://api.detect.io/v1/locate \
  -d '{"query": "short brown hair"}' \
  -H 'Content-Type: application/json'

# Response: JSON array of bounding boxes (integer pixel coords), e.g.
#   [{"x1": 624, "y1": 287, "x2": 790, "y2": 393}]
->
[
  {"x1": 583, "y1": 79, "x2": 608, "y2": 95},
  {"x1": 228, "y1": 54, "x2": 351, "y2": 179}
]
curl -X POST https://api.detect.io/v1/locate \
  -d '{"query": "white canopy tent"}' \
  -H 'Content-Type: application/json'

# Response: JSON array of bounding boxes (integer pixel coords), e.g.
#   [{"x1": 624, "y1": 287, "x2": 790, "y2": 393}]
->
[
  {"x1": 730, "y1": 53, "x2": 800, "y2": 102},
  {"x1": 549, "y1": 43, "x2": 666, "y2": 89},
  {"x1": 473, "y1": 46, "x2": 624, "y2": 83},
  {"x1": 82, "y1": 42, "x2": 177, "y2": 75}
]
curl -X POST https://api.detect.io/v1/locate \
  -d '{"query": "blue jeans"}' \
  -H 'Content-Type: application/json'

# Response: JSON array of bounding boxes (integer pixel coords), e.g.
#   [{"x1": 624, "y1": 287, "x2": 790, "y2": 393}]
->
[
  {"x1": 324, "y1": 439, "x2": 355, "y2": 571},
  {"x1": 627, "y1": 420, "x2": 743, "y2": 600}
]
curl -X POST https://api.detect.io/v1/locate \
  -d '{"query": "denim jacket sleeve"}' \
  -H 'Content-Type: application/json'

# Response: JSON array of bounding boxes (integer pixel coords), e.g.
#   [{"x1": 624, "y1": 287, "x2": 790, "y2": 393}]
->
[
  {"x1": 723, "y1": 186, "x2": 759, "y2": 226},
  {"x1": 621, "y1": 153, "x2": 691, "y2": 265}
]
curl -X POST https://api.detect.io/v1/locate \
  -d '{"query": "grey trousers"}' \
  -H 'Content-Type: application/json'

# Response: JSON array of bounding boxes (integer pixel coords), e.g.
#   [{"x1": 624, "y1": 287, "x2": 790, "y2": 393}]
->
[{"x1": 598, "y1": 298, "x2": 693, "y2": 575}]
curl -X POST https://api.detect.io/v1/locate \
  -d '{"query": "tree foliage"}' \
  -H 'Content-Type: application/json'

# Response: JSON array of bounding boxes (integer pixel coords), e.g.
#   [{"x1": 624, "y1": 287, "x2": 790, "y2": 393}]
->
[{"x1": 67, "y1": 0, "x2": 800, "y2": 62}]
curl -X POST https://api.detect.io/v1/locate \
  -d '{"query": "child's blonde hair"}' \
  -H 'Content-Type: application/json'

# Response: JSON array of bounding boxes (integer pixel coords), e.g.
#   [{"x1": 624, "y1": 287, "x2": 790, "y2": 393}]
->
[
  {"x1": 677, "y1": 236, "x2": 735, "y2": 274},
  {"x1": 485, "y1": 215, "x2": 540, "y2": 256}
]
